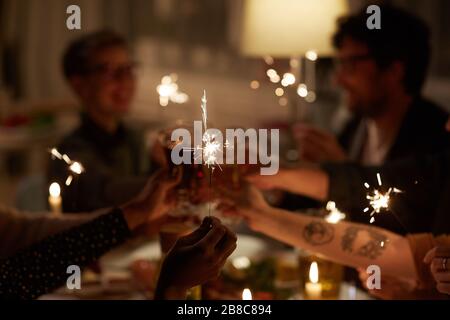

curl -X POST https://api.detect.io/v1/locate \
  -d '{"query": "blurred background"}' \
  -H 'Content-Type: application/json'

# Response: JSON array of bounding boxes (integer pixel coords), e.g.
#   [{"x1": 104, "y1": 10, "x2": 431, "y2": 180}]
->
[{"x1": 1, "y1": 0, "x2": 449, "y2": 208}]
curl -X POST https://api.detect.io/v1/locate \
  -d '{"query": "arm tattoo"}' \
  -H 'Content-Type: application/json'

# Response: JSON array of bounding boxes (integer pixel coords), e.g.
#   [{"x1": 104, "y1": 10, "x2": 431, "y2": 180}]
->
[
  {"x1": 341, "y1": 226, "x2": 388, "y2": 260},
  {"x1": 303, "y1": 221, "x2": 334, "y2": 245}
]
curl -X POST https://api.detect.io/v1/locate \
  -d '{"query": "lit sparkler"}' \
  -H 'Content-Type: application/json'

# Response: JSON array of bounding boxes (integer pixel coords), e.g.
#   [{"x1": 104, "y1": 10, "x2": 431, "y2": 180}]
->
[
  {"x1": 186, "y1": 90, "x2": 230, "y2": 217},
  {"x1": 49, "y1": 148, "x2": 85, "y2": 186},
  {"x1": 363, "y1": 173, "x2": 402, "y2": 224},
  {"x1": 186, "y1": 90, "x2": 230, "y2": 172}
]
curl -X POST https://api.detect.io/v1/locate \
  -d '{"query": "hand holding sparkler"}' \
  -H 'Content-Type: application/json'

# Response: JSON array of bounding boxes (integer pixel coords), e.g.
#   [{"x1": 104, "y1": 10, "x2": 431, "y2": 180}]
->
[
  {"x1": 155, "y1": 216, "x2": 237, "y2": 299},
  {"x1": 121, "y1": 169, "x2": 182, "y2": 230}
]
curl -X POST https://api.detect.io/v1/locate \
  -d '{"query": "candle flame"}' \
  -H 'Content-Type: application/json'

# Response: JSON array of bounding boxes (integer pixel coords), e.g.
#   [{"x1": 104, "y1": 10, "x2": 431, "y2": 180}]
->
[
  {"x1": 309, "y1": 261, "x2": 319, "y2": 284},
  {"x1": 242, "y1": 288, "x2": 252, "y2": 300},
  {"x1": 49, "y1": 182, "x2": 61, "y2": 198}
]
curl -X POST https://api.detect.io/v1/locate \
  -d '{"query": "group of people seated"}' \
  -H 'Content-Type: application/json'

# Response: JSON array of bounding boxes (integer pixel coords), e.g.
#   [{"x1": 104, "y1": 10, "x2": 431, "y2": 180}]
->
[{"x1": 1, "y1": 5, "x2": 449, "y2": 299}]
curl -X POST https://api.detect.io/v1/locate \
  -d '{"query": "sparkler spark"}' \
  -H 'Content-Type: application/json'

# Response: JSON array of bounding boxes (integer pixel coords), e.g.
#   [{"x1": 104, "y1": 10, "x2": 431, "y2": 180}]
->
[
  {"x1": 49, "y1": 148, "x2": 85, "y2": 186},
  {"x1": 363, "y1": 173, "x2": 402, "y2": 224},
  {"x1": 201, "y1": 90, "x2": 208, "y2": 131},
  {"x1": 324, "y1": 201, "x2": 346, "y2": 224}
]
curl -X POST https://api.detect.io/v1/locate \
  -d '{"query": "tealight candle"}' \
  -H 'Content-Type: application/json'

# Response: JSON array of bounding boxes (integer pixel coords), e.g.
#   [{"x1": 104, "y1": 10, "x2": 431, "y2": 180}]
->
[
  {"x1": 305, "y1": 261, "x2": 322, "y2": 299},
  {"x1": 48, "y1": 182, "x2": 62, "y2": 215}
]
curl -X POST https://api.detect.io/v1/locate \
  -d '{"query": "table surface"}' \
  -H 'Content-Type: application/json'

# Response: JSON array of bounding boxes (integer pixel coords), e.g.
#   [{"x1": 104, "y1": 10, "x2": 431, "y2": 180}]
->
[{"x1": 40, "y1": 234, "x2": 372, "y2": 300}]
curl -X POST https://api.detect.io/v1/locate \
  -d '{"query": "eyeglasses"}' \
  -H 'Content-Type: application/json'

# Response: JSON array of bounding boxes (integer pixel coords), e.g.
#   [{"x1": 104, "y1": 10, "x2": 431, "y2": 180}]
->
[
  {"x1": 333, "y1": 54, "x2": 373, "y2": 73},
  {"x1": 84, "y1": 62, "x2": 138, "y2": 81}
]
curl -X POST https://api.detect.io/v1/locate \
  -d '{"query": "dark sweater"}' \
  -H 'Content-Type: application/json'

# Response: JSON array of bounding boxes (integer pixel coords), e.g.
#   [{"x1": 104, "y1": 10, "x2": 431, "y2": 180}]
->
[
  {"x1": 48, "y1": 114, "x2": 153, "y2": 213},
  {"x1": 339, "y1": 97, "x2": 449, "y2": 162},
  {"x1": 0, "y1": 208, "x2": 130, "y2": 299}
]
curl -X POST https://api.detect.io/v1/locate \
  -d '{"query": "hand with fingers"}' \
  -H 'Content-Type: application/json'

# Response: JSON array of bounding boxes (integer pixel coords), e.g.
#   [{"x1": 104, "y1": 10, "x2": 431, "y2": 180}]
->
[
  {"x1": 424, "y1": 246, "x2": 450, "y2": 295},
  {"x1": 357, "y1": 268, "x2": 418, "y2": 299},
  {"x1": 218, "y1": 183, "x2": 273, "y2": 232},
  {"x1": 121, "y1": 168, "x2": 182, "y2": 230},
  {"x1": 293, "y1": 123, "x2": 347, "y2": 163},
  {"x1": 154, "y1": 217, "x2": 237, "y2": 299}
]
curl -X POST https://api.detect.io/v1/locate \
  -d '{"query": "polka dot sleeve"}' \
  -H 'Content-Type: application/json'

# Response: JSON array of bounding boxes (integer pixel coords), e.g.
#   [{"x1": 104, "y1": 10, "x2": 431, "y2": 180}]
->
[{"x1": 0, "y1": 208, "x2": 131, "y2": 299}]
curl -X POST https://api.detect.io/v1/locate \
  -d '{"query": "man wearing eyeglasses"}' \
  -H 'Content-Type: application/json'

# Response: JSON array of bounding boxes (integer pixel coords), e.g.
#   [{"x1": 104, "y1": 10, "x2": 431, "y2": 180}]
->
[
  {"x1": 291, "y1": 5, "x2": 449, "y2": 233},
  {"x1": 296, "y1": 5, "x2": 449, "y2": 166},
  {"x1": 48, "y1": 30, "x2": 160, "y2": 213}
]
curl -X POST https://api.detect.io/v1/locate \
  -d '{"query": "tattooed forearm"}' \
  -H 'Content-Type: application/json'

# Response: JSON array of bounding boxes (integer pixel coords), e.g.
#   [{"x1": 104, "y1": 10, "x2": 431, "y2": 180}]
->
[
  {"x1": 303, "y1": 221, "x2": 335, "y2": 245},
  {"x1": 341, "y1": 226, "x2": 388, "y2": 260},
  {"x1": 341, "y1": 226, "x2": 358, "y2": 253}
]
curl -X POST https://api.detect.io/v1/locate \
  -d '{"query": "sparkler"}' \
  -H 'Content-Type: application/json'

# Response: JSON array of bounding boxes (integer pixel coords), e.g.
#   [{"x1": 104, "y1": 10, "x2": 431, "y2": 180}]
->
[
  {"x1": 199, "y1": 90, "x2": 213, "y2": 217},
  {"x1": 185, "y1": 90, "x2": 230, "y2": 172},
  {"x1": 363, "y1": 173, "x2": 402, "y2": 224},
  {"x1": 186, "y1": 90, "x2": 230, "y2": 217},
  {"x1": 49, "y1": 148, "x2": 85, "y2": 186},
  {"x1": 198, "y1": 90, "x2": 224, "y2": 170}
]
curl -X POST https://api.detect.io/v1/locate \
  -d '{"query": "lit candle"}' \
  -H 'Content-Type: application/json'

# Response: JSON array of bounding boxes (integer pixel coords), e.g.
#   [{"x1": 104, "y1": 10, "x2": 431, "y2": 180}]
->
[
  {"x1": 305, "y1": 261, "x2": 322, "y2": 299},
  {"x1": 242, "y1": 288, "x2": 252, "y2": 300},
  {"x1": 48, "y1": 182, "x2": 62, "y2": 215}
]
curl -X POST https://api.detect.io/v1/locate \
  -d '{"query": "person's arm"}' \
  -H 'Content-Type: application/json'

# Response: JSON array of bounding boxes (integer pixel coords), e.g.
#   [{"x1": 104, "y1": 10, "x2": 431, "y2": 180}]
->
[
  {"x1": 222, "y1": 186, "x2": 418, "y2": 283},
  {"x1": 0, "y1": 208, "x2": 131, "y2": 299},
  {"x1": 0, "y1": 170, "x2": 180, "y2": 299},
  {"x1": 0, "y1": 205, "x2": 107, "y2": 259},
  {"x1": 251, "y1": 206, "x2": 417, "y2": 282},
  {"x1": 246, "y1": 165, "x2": 329, "y2": 201},
  {"x1": 248, "y1": 152, "x2": 449, "y2": 229}
]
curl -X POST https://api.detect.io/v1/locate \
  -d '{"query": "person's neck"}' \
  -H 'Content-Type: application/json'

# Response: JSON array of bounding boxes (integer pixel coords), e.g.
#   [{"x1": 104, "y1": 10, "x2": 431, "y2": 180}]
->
[
  {"x1": 86, "y1": 109, "x2": 119, "y2": 134},
  {"x1": 369, "y1": 91, "x2": 413, "y2": 137}
]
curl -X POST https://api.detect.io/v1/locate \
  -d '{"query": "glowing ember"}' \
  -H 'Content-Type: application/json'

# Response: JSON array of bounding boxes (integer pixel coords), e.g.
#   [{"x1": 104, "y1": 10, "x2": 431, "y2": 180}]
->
[
  {"x1": 48, "y1": 148, "x2": 85, "y2": 186},
  {"x1": 69, "y1": 162, "x2": 84, "y2": 175},
  {"x1": 324, "y1": 201, "x2": 346, "y2": 224}
]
